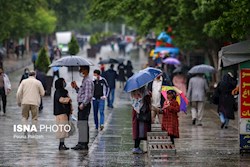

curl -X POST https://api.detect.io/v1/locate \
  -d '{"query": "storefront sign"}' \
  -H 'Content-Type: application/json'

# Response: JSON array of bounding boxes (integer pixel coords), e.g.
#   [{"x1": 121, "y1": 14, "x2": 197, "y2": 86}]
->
[{"x1": 240, "y1": 69, "x2": 250, "y2": 118}]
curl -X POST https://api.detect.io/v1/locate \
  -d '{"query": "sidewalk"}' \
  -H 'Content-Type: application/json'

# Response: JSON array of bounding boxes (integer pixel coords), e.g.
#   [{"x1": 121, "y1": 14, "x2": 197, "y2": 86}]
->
[
  {"x1": 3, "y1": 53, "x2": 32, "y2": 74},
  {"x1": 1, "y1": 45, "x2": 249, "y2": 167}
]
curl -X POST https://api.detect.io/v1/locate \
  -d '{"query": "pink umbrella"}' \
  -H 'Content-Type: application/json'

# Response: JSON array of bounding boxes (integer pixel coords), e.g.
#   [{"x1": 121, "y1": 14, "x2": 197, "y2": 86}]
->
[{"x1": 162, "y1": 57, "x2": 180, "y2": 65}]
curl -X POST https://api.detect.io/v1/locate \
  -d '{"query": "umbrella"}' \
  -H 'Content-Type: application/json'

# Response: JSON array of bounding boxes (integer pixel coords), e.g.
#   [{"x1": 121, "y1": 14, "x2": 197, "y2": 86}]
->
[
  {"x1": 162, "y1": 57, "x2": 181, "y2": 65},
  {"x1": 98, "y1": 58, "x2": 124, "y2": 64},
  {"x1": 188, "y1": 64, "x2": 215, "y2": 74},
  {"x1": 157, "y1": 32, "x2": 172, "y2": 43},
  {"x1": 154, "y1": 46, "x2": 179, "y2": 54},
  {"x1": 161, "y1": 86, "x2": 188, "y2": 113},
  {"x1": 124, "y1": 67, "x2": 162, "y2": 92},
  {"x1": 49, "y1": 56, "x2": 94, "y2": 80},
  {"x1": 49, "y1": 56, "x2": 94, "y2": 67}
]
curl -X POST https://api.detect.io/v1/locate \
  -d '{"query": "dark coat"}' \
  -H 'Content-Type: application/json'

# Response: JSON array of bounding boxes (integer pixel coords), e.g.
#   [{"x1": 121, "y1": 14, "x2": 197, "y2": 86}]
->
[
  {"x1": 53, "y1": 78, "x2": 71, "y2": 117},
  {"x1": 103, "y1": 68, "x2": 118, "y2": 89},
  {"x1": 132, "y1": 94, "x2": 151, "y2": 140},
  {"x1": 162, "y1": 100, "x2": 180, "y2": 138},
  {"x1": 117, "y1": 63, "x2": 126, "y2": 82},
  {"x1": 125, "y1": 64, "x2": 134, "y2": 78},
  {"x1": 217, "y1": 74, "x2": 237, "y2": 119}
]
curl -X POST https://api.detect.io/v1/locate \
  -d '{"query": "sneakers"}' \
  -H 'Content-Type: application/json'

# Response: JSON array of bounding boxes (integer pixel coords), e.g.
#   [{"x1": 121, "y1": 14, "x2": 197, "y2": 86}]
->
[
  {"x1": 132, "y1": 148, "x2": 143, "y2": 154},
  {"x1": 100, "y1": 125, "x2": 104, "y2": 131}
]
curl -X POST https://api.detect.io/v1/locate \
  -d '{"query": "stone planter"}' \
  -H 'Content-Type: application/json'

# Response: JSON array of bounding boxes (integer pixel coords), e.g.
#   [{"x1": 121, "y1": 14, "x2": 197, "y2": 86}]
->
[{"x1": 87, "y1": 48, "x2": 96, "y2": 58}]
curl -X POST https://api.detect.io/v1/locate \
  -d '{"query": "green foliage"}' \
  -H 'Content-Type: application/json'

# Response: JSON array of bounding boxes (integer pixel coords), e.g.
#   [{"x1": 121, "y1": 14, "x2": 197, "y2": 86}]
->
[
  {"x1": 36, "y1": 47, "x2": 51, "y2": 73},
  {"x1": 0, "y1": 0, "x2": 57, "y2": 41},
  {"x1": 68, "y1": 36, "x2": 79, "y2": 55}
]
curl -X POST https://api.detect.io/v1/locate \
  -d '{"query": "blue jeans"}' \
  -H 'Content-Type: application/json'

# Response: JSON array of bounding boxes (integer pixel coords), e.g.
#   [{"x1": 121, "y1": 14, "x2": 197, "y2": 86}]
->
[
  {"x1": 93, "y1": 99, "x2": 105, "y2": 129},
  {"x1": 108, "y1": 88, "x2": 115, "y2": 107},
  {"x1": 219, "y1": 112, "x2": 229, "y2": 126}
]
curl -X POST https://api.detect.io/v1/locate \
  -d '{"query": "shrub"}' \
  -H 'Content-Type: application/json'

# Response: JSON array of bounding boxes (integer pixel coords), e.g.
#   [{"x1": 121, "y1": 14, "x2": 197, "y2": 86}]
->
[
  {"x1": 35, "y1": 47, "x2": 50, "y2": 73},
  {"x1": 68, "y1": 36, "x2": 79, "y2": 55}
]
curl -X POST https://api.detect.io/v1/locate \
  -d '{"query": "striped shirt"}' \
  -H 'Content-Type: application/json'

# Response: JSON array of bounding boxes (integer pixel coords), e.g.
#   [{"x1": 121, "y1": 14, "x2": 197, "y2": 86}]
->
[{"x1": 76, "y1": 75, "x2": 94, "y2": 105}]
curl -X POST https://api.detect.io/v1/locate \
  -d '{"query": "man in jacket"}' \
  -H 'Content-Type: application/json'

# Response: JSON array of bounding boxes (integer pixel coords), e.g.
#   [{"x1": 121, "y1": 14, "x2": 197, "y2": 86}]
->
[
  {"x1": 71, "y1": 66, "x2": 94, "y2": 150},
  {"x1": 102, "y1": 64, "x2": 118, "y2": 108},
  {"x1": 187, "y1": 73, "x2": 208, "y2": 126},
  {"x1": 0, "y1": 68, "x2": 11, "y2": 115},
  {"x1": 93, "y1": 69, "x2": 110, "y2": 131},
  {"x1": 16, "y1": 71, "x2": 45, "y2": 133}
]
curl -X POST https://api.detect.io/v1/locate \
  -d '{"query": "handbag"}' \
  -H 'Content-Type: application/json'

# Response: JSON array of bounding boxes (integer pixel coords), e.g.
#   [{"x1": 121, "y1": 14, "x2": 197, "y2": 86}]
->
[
  {"x1": 212, "y1": 84, "x2": 220, "y2": 105},
  {"x1": 137, "y1": 103, "x2": 151, "y2": 123},
  {"x1": 68, "y1": 121, "x2": 76, "y2": 136}
]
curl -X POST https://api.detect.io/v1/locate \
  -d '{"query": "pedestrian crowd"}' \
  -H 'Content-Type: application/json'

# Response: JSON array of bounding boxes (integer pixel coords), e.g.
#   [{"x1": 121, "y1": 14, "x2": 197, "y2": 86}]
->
[{"x1": 0, "y1": 48, "x2": 238, "y2": 154}]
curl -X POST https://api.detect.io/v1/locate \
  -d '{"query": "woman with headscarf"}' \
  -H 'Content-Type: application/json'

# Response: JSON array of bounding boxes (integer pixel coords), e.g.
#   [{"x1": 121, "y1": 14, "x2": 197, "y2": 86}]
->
[
  {"x1": 54, "y1": 78, "x2": 72, "y2": 150},
  {"x1": 216, "y1": 72, "x2": 237, "y2": 129},
  {"x1": 131, "y1": 86, "x2": 151, "y2": 154}
]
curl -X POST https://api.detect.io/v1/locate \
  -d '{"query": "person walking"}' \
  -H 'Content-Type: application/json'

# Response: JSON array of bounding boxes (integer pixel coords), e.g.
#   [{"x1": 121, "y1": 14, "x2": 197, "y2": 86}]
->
[
  {"x1": 52, "y1": 66, "x2": 60, "y2": 81},
  {"x1": 20, "y1": 68, "x2": 30, "y2": 84},
  {"x1": 215, "y1": 73, "x2": 237, "y2": 129},
  {"x1": 103, "y1": 64, "x2": 118, "y2": 108},
  {"x1": 125, "y1": 60, "x2": 134, "y2": 79},
  {"x1": 162, "y1": 90, "x2": 180, "y2": 145},
  {"x1": 71, "y1": 66, "x2": 94, "y2": 150},
  {"x1": 92, "y1": 69, "x2": 110, "y2": 131},
  {"x1": 0, "y1": 68, "x2": 11, "y2": 115},
  {"x1": 187, "y1": 73, "x2": 209, "y2": 126},
  {"x1": 16, "y1": 70, "x2": 45, "y2": 136},
  {"x1": 54, "y1": 78, "x2": 73, "y2": 150},
  {"x1": 117, "y1": 62, "x2": 126, "y2": 89},
  {"x1": 131, "y1": 86, "x2": 151, "y2": 154}
]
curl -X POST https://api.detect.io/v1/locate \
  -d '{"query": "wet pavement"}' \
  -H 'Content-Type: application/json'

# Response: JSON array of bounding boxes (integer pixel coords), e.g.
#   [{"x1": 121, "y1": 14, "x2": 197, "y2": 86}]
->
[{"x1": 0, "y1": 44, "x2": 250, "y2": 166}]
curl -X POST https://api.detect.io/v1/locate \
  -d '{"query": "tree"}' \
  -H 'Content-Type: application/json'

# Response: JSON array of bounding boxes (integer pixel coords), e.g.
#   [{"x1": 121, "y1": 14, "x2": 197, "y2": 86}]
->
[
  {"x1": 87, "y1": 0, "x2": 250, "y2": 80},
  {"x1": 36, "y1": 47, "x2": 51, "y2": 73},
  {"x1": 0, "y1": 0, "x2": 57, "y2": 42},
  {"x1": 68, "y1": 36, "x2": 79, "y2": 55}
]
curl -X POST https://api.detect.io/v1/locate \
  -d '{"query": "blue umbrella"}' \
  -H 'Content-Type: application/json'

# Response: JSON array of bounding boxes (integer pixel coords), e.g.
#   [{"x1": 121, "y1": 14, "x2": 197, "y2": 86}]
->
[
  {"x1": 154, "y1": 46, "x2": 179, "y2": 54},
  {"x1": 124, "y1": 67, "x2": 162, "y2": 92}
]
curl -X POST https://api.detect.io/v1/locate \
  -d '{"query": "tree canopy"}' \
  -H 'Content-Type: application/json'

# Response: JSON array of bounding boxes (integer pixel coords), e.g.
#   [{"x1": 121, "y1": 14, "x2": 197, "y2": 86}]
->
[{"x1": 87, "y1": 0, "x2": 250, "y2": 68}]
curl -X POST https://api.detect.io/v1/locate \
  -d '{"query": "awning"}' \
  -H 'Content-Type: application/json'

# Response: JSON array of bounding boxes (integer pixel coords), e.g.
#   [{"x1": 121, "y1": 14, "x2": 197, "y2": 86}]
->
[{"x1": 219, "y1": 40, "x2": 250, "y2": 68}]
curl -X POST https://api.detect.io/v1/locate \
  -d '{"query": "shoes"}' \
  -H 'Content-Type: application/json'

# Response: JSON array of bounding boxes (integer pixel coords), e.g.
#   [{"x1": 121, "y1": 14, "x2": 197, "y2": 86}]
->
[
  {"x1": 225, "y1": 126, "x2": 228, "y2": 129},
  {"x1": 197, "y1": 123, "x2": 203, "y2": 126},
  {"x1": 100, "y1": 125, "x2": 104, "y2": 131},
  {"x1": 192, "y1": 118, "x2": 196, "y2": 125},
  {"x1": 71, "y1": 144, "x2": 88, "y2": 150},
  {"x1": 132, "y1": 147, "x2": 143, "y2": 154},
  {"x1": 59, "y1": 145, "x2": 69, "y2": 150},
  {"x1": 221, "y1": 122, "x2": 226, "y2": 129}
]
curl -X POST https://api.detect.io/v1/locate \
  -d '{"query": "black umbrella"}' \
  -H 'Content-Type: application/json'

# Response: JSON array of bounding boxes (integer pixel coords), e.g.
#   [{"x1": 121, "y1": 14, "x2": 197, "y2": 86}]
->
[
  {"x1": 49, "y1": 56, "x2": 94, "y2": 80},
  {"x1": 98, "y1": 58, "x2": 124, "y2": 64}
]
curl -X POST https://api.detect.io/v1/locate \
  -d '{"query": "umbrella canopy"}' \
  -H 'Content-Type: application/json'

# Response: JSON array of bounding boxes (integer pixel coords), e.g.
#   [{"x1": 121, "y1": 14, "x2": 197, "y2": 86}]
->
[
  {"x1": 98, "y1": 58, "x2": 124, "y2": 64},
  {"x1": 49, "y1": 56, "x2": 94, "y2": 67},
  {"x1": 162, "y1": 57, "x2": 180, "y2": 65},
  {"x1": 124, "y1": 67, "x2": 162, "y2": 92},
  {"x1": 161, "y1": 86, "x2": 188, "y2": 113},
  {"x1": 188, "y1": 64, "x2": 215, "y2": 74},
  {"x1": 154, "y1": 46, "x2": 179, "y2": 54}
]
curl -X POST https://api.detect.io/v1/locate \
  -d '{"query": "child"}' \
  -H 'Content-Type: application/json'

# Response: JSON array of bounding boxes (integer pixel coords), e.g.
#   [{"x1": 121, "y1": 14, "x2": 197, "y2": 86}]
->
[{"x1": 162, "y1": 90, "x2": 180, "y2": 145}]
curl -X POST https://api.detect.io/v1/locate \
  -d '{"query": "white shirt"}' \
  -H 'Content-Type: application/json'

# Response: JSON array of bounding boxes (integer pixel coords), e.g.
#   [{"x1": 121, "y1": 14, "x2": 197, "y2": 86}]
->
[{"x1": 151, "y1": 77, "x2": 162, "y2": 107}]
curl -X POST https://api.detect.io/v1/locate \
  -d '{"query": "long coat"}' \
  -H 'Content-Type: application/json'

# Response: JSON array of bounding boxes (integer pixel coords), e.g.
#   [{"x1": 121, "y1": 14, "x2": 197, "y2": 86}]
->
[
  {"x1": 162, "y1": 100, "x2": 180, "y2": 138},
  {"x1": 187, "y1": 75, "x2": 208, "y2": 102},
  {"x1": 132, "y1": 108, "x2": 151, "y2": 140},
  {"x1": 217, "y1": 74, "x2": 237, "y2": 119}
]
